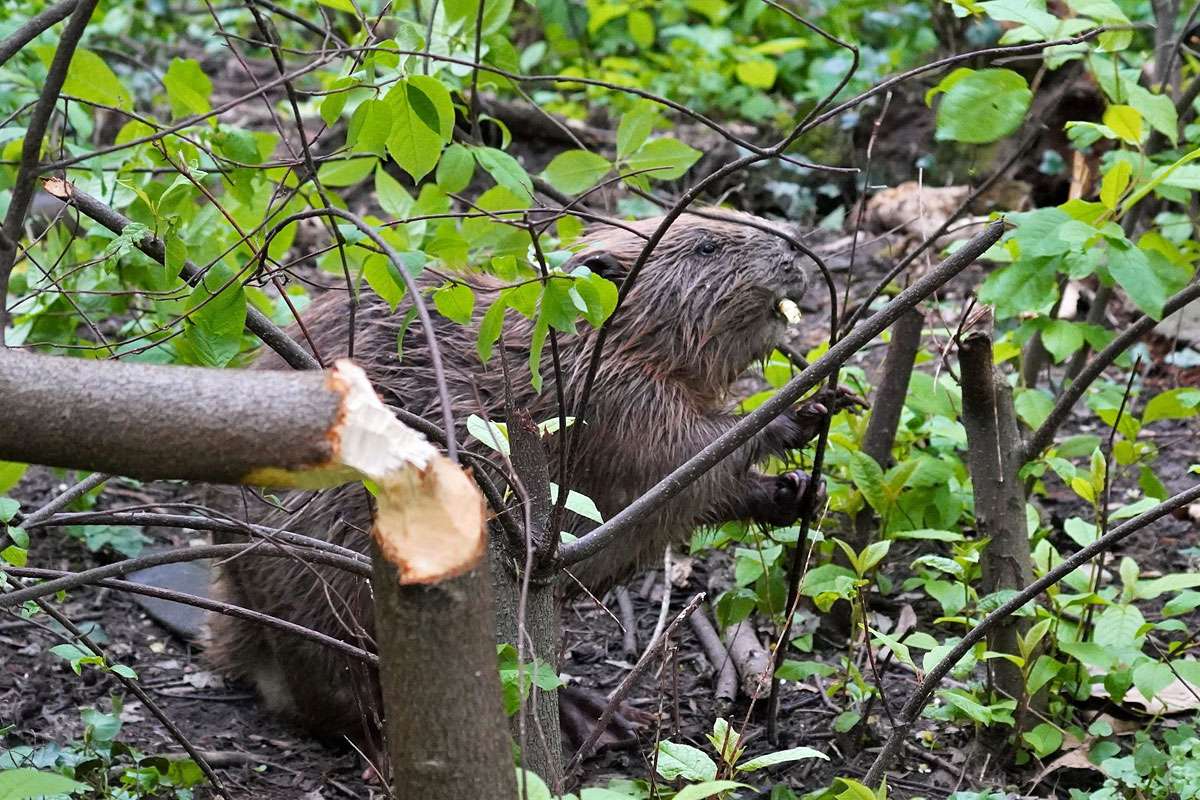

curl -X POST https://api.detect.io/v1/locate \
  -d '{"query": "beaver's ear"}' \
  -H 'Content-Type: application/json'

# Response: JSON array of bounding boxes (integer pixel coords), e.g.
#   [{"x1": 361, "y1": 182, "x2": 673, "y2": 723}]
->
[{"x1": 566, "y1": 251, "x2": 626, "y2": 282}]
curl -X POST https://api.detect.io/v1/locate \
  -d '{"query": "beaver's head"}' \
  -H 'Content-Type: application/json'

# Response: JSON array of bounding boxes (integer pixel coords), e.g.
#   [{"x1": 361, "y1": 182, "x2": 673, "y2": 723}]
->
[{"x1": 573, "y1": 209, "x2": 811, "y2": 395}]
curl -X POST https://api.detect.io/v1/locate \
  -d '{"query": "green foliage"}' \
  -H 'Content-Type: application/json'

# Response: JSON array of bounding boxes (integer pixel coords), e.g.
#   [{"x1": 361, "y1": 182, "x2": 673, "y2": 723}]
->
[
  {"x1": 1071, "y1": 723, "x2": 1200, "y2": 800},
  {"x1": 0, "y1": 701, "x2": 206, "y2": 799},
  {"x1": 928, "y1": 68, "x2": 1032, "y2": 144},
  {"x1": 496, "y1": 644, "x2": 564, "y2": 716},
  {"x1": 6, "y1": 0, "x2": 1200, "y2": 793}
]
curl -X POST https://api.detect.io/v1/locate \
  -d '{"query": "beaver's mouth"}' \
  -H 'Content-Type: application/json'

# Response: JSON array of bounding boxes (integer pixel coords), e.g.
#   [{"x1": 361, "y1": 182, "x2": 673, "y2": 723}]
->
[{"x1": 775, "y1": 297, "x2": 802, "y2": 325}]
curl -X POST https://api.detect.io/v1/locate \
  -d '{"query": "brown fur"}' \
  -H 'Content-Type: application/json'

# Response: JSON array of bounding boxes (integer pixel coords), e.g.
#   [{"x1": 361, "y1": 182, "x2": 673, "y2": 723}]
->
[{"x1": 207, "y1": 210, "x2": 816, "y2": 736}]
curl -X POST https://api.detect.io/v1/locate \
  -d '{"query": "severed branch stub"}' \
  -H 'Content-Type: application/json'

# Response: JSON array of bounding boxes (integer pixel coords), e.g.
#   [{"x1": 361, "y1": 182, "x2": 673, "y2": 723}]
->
[
  {"x1": 0, "y1": 351, "x2": 483, "y2": 584},
  {"x1": 329, "y1": 364, "x2": 486, "y2": 584}
]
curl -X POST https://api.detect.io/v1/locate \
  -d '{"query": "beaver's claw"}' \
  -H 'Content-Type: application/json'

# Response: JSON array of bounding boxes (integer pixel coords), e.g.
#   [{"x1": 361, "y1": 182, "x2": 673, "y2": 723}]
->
[
  {"x1": 798, "y1": 386, "x2": 869, "y2": 419},
  {"x1": 757, "y1": 470, "x2": 825, "y2": 526},
  {"x1": 781, "y1": 387, "x2": 868, "y2": 448}
]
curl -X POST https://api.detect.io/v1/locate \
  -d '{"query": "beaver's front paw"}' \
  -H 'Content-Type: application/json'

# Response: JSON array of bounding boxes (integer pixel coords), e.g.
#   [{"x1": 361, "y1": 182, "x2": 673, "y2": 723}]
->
[
  {"x1": 756, "y1": 470, "x2": 824, "y2": 526},
  {"x1": 785, "y1": 386, "x2": 869, "y2": 446}
]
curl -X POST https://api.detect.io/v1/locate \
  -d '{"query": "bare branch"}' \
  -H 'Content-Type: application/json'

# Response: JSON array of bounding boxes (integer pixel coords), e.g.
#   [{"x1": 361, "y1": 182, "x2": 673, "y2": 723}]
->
[
  {"x1": 0, "y1": 0, "x2": 77, "y2": 67},
  {"x1": 8, "y1": 566, "x2": 376, "y2": 665}
]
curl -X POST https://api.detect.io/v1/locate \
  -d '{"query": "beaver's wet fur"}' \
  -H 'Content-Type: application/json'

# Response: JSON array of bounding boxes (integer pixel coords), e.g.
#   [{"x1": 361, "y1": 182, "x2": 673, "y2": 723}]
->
[{"x1": 208, "y1": 209, "x2": 822, "y2": 737}]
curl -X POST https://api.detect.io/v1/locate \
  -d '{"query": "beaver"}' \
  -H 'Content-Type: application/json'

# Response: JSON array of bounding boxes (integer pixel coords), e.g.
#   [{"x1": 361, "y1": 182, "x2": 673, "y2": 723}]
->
[{"x1": 207, "y1": 209, "x2": 829, "y2": 740}]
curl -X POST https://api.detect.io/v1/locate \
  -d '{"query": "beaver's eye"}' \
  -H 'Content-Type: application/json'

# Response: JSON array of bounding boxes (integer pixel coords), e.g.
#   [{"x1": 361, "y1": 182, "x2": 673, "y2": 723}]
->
[{"x1": 697, "y1": 240, "x2": 719, "y2": 256}]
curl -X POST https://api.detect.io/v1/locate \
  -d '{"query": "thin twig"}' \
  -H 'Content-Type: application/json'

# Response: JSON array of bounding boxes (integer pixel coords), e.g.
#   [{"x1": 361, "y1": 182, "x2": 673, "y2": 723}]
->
[
  {"x1": 0, "y1": 0, "x2": 100, "y2": 341},
  {"x1": 0, "y1": 0, "x2": 77, "y2": 67},
  {"x1": 19, "y1": 472, "x2": 109, "y2": 527}
]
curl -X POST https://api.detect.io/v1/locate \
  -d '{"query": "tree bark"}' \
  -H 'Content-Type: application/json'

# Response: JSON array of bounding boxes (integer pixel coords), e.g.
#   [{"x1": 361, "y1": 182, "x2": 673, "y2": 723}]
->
[
  {"x1": 375, "y1": 557, "x2": 518, "y2": 798},
  {"x1": 489, "y1": 406, "x2": 564, "y2": 789},
  {"x1": 0, "y1": 350, "x2": 337, "y2": 484},
  {"x1": 958, "y1": 322, "x2": 1035, "y2": 727},
  {"x1": 851, "y1": 308, "x2": 924, "y2": 551}
]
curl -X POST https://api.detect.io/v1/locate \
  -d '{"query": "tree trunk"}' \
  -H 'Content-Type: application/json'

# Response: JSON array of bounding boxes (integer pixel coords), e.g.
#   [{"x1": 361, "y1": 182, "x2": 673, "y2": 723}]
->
[
  {"x1": 376, "y1": 555, "x2": 518, "y2": 798},
  {"x1": 958, "y1": 322, "x2": 1036, "y2": 728},
  {"x1": 491, "y1": 548, "x2": 562, "y2": 788}
]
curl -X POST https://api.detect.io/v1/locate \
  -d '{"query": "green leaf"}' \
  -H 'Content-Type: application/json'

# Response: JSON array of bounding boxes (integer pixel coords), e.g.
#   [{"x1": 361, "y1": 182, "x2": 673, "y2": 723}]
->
[
  {"x1": 1022, "y1": 722, "x2": 1064, "y2": 757},
  {"x1": 385, "y1": 80, "x2": 445, "y2": 181},
  {"x1": 1135, "y1": 573, "x2": 1200, "y2": 599},
  {"x1": 375, "y1": 167, "x2": 415, "y2": 218},
  {"x1": 38, "y1": 47, "x2": 132, "y2": 110},
  {"x1": 1095, "y1": 604, "x2": 1146, "y2": 649},
  {"x1": 363, "y1": 254, "x2": 405, "y2": 311},
  {"x1": 626, "y1": 9, "x2": 655, "y2": 47},
  {"x1": 979, "y1": 257, "x2": 1058, "y2": 318},
  {"x1": 529, "y1": 314, "x2": 549, "y2": 391},
  {"x1": 1041, "y1": 319, "x2": 1085, "y2": 363},
  {"x1": 0, "y1": 462, "x2": 27, "y2": 493},
  {"x1": 1104, "y1": 104, "x2": 1142, "y2": 145},
  {"x1": 1107, "y1": 241, "x2": 1186, "y2": 320},
  {"x1": 436, "y1": 143, "x2": 475, "y2": 193},
  {"x1": 1027, "y1": 655, "x2": 1064, "y2": 695},
  {"x1": 1014, "y1": 387, "x2": 1055, "y2": 428},
  {"x1": 0, "y1": 497, "x2": 18, "y2": 522},
  {"x1": 978, "y1": 0, "x2": 1061, "y2": 38},
  {"x1": 549, "y1": 483, "x2": 604, "y2": 523},
  {"x1": 617, "y1": 100, "x2": 657, "y2": 158},
  {"x1": 832, "y1": 778, "x2": 883, "y2": 800},
  {"x1": 467, "y1": 414, "x2": 510, "y2": 454},
  {"x1": 317, "y1": 156, "x2": 378, "y2": 187},
  {"x1": 0, "y1": 768, "x2": 89, "y2": 799},
  {"x1": 1099, "y1": 159, "x2": 1132, "y2": 210},
  {"x1": 674, "y1": 782, "x2": 750, "y2": 800},
  {"x1": 656, "y1": 741, "x2": 717, "y2": 782},
  {"x1": 1121, "y1": 145, "x2": 1200, "y2": 214},
  {"x1": 477, "y1": 297, "x2": 507, "y2": 363},
  {"x1": 1, "y1": 545, "x2": 27, "y2": 567},
  {"x1": 1132, "y1": 660, "x2": 1174, "y2": 702},
  {"x1": 572, "y1": 271, "x2": 618, "y2": 327},
  {"x1": 735, "y1": 60, "x2": 778, "y2": 89},
  {"x1": 163, "y1": 58, "x2": 212, "y2": 117},
  {"x1": 1143, "y1": 388, "x2": 1200, "y2": 423},
  {"x1": 848, "y1": 451, "x2": 888, "y2": 513},
  {"x1": 433, "y1": 283, "x2": 475, "y2": 324},
  {"x1": 889, "y1": 528, "x2": 964, "y2": 541},
  {"x1": 347, "y1": 98, "x2": 392, "y2": 156},
  {"x1": 406, "y1": 76, "x2": 455, "y2": 140},
  {"x1": 543, "y1": 150, "x2": 612, "y2": 195},
  {"x1": 320, "y1": 78, "x2": 354, "y2": 126},
  {"x1": 474, "y1": 147, "x2": 533, "y2": 198},
  {"x1": 623, "y1": 138, "x2": 702, "y2": 181},
  {"x1": 111, "y1": 663, "x2": 138, "y2": 679},
  {"x1": 934, "y1": 68, "x2": 1032, "y2": 144},
  {"x1": 183, "y1": 264, "x2": 247, "y2": 367}
]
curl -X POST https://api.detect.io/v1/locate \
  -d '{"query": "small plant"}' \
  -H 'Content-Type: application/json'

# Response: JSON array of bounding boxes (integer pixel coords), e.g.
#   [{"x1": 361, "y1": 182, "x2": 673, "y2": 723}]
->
[
  {"x1": 0, "y1": 699, "x2": 207, "y2": 799},
  {"x1": 1073, "y1": 722, "x2": 1200, "y2": 800}
]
